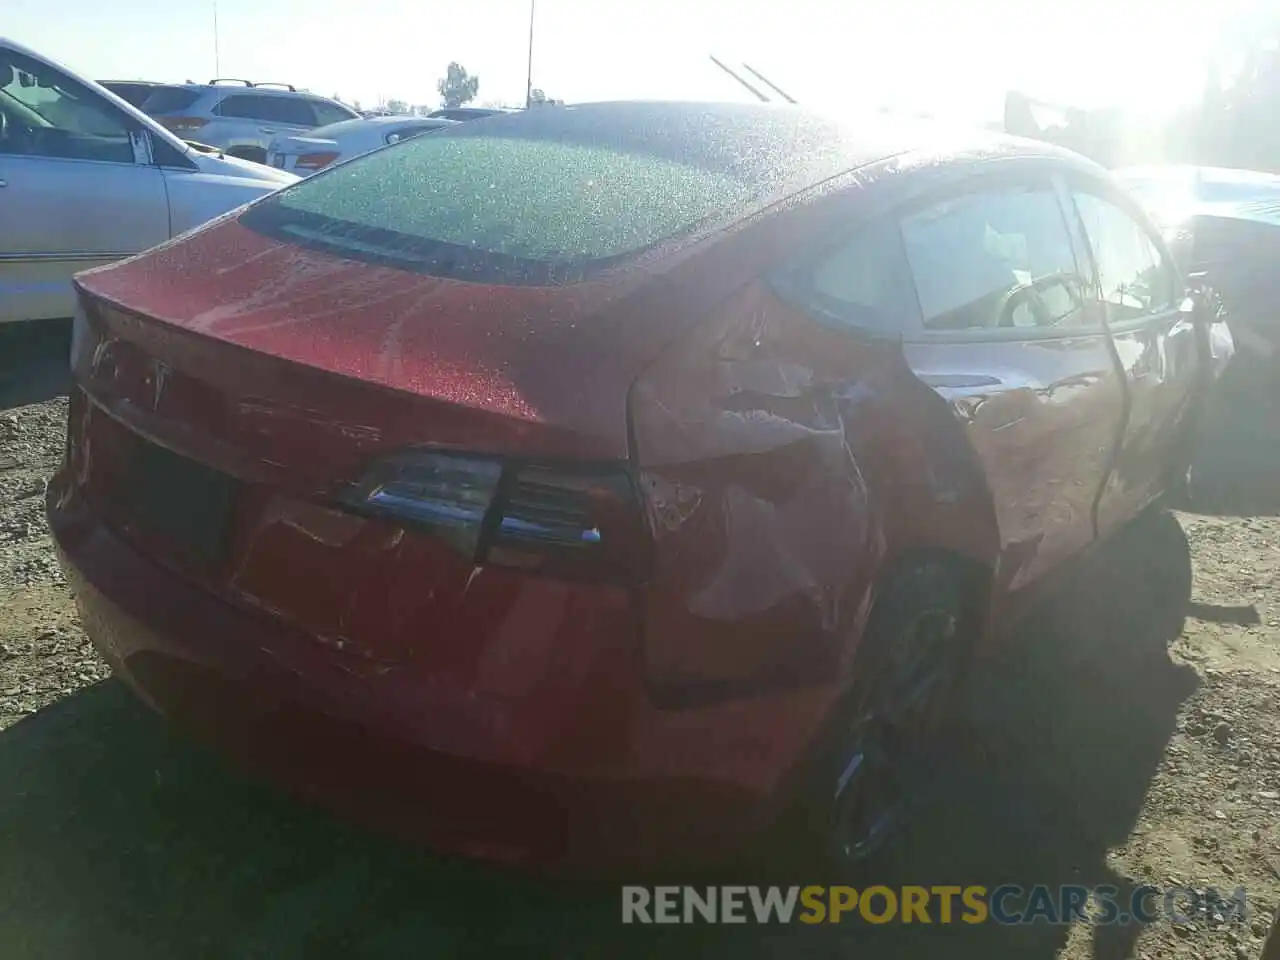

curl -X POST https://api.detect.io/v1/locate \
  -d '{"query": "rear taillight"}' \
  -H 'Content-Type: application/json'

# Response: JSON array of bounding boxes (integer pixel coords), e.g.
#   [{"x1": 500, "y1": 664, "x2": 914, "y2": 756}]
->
[
  {"x1": 295, "y1": 151, "x2": 339, "y2": 171},
  {"x1": 341, "y1": 451, "x2": 649, "y2": 583},
  {"x1": 158, "y1": 116, "x2": 208, "y2": 134}
]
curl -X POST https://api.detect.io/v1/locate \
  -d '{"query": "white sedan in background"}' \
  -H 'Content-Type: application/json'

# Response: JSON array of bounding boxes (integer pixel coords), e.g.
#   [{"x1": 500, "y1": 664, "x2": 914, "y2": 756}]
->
[
  {"x1": 0, "y1": 37, "x2": 298, "y2": 325},
  {"x1": 266, "y1": 115, "x2": 456, "y2": 175}
]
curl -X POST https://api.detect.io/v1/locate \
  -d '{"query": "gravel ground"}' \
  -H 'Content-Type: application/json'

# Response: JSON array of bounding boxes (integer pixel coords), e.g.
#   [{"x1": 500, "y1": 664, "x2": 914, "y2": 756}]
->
[{"x1": 0, "y1": 327, "x2": 1278, "y2": 959}]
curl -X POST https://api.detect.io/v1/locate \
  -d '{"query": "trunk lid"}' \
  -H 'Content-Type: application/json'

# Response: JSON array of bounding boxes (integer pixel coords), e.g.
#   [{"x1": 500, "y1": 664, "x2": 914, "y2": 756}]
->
[
  {"x1": 74, "y1": 217, "x2": 694, "y2": 471},
  {"x1": 269, "y1": 134, "x2": 339, "y2": 157}
]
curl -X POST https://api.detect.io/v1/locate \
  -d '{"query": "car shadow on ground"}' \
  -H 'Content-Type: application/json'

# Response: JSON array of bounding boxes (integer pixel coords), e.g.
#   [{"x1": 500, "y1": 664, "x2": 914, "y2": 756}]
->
[
  {"x1": 0, "y1": 509, "x2": 1198, "y2": 959},
  {"x1": 0, "y1": 320, "x2": 73, "y2": 412}
]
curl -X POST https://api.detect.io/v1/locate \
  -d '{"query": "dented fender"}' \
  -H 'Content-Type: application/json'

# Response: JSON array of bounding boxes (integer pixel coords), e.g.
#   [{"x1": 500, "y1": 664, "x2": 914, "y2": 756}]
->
[{"x1": 629, "y1": 280, "x2": 1001, "y2": 706}]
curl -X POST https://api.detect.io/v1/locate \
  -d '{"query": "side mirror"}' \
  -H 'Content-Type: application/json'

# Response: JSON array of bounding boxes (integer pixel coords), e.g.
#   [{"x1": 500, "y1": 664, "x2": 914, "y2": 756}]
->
[
  {"x1": 1186, "y1": 273, "x2": 1227, "y2": 327},
  {"x1": 1185, "y1": 273, "x2": 1235, "y2": 377}
]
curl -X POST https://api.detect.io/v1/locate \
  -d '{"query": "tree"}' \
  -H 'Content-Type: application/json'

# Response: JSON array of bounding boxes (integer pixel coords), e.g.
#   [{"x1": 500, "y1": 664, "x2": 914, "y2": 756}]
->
[
  {"x1": 527, "y1": 88, "x2": 563, "y2": 108},
  {"x1": 1212, "y1": 38, "x2": 1280, "y2": 171},
  {"x1": 437, "y1": 62, "x2": 480, "y2": 109},
  {"x1": 1161, "y1": 29, "x2": 1280, "y2": 171},
  {"x1": 385, "y1": 98, "x2": 410, "y2": 115}
]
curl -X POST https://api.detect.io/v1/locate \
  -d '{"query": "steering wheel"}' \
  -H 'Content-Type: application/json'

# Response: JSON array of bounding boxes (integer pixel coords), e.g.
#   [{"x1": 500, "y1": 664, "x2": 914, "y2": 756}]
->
[{"x1": 993, "y1": 272, "x2": 1083, "y2": 329}]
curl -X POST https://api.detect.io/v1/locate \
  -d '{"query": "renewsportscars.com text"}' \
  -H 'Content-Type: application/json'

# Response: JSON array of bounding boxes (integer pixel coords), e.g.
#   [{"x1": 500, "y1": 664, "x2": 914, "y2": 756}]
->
[{"x1": 621, "y1": 885, "x2": 1250, "y2": 926}]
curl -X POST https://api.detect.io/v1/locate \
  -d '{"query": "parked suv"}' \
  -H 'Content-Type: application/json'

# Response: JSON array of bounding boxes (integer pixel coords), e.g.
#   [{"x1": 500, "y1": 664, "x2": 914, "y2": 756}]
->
[{"x1": 138, "y1": 80, "x2": 359, "y2": 163}]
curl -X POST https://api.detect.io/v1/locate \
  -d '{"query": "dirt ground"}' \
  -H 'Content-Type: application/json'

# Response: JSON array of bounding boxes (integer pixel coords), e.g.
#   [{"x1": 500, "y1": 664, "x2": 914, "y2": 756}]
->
[{"x1": 1, "y1": 323, "x2": 1278, "y2": 959}]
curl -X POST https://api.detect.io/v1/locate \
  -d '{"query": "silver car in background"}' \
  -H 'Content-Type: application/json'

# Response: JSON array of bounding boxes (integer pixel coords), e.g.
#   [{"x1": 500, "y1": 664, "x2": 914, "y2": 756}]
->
[
  {"x1": 137, "y1": 80, "x2": 359, "y2": 164},
  {"x1": 0, "y1": 38, "x2": 299, "y2": 325},
  {"x1": 266, "y1": 115, "x2": 456, "y2": 175}
]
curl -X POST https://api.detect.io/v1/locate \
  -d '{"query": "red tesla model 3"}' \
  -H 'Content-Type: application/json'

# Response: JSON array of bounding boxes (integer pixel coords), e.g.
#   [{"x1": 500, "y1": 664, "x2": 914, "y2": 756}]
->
[{"x1": 48, "y1": 102, "x2": 1229, "y2": 867}]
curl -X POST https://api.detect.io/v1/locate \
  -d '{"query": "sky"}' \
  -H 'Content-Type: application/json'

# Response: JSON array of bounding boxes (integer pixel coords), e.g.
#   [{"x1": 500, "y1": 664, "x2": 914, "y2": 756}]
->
[{"x1": 6, "y1": 0, "x2": 1277, "y2": 123}]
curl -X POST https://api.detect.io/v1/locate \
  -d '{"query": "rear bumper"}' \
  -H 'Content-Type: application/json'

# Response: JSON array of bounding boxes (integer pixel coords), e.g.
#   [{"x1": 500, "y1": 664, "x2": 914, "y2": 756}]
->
[{"x1": 48, "y1": 472, "x2": 811, "y2": 867}]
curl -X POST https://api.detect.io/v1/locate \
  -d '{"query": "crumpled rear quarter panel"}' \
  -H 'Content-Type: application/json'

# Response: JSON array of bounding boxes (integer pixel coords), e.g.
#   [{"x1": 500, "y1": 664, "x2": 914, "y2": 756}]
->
[{"x1": 630, "y1": 280, "x2": 1001, "y2": 710}]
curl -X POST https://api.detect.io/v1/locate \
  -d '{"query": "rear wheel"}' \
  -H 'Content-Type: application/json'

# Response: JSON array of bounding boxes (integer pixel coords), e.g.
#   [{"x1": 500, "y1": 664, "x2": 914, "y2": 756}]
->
[{"x1": 784, "y1": 560, "x2": 974, "y2": 873}]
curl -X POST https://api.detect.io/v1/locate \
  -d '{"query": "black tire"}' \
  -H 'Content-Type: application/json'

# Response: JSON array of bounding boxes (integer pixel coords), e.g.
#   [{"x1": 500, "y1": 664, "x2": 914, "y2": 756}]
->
[{"x1": 773, "y1": 558, "x2": 975, "y2": 877}]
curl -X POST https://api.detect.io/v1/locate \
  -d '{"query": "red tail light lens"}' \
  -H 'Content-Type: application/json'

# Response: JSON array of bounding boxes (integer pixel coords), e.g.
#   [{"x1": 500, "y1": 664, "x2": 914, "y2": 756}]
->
[
  {"x1": 489, "y1": 465, "x2": 649, "y2": 582},
  {"x1": 295, "y1": 151, "x2": 340, "y2": 171},
  {"x1": 159, "y1": 116, "x2": 209, "y2": 134},
  {"x1": 341, "y1": 451, "x2": 650, "y2": 583},
  {"x1": 344, "y1": 452, "x2": 502, "y2": 558}
]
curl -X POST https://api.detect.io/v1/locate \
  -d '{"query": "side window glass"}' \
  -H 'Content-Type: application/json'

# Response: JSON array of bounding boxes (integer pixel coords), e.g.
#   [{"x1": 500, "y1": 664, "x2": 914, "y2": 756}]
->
[
  {"x1": 248, "y1": 97, "x2": 287, "y2": 123},
  {"x1": 1073, "y1": 192, "x2": 1176, "y2": 323},
  {"x1": 900, "y1": 185, "x2": 1091, "y2": 332},
  {"x1": 214, "y1": 94, "x2": 265, "y2": 120},
  {"x1": 0, "y1": 56, "x2": 135, "y2": 163},
  {"x1": 799, "y1": 221, "x2": 914, "y2": 334},
  {"x1": 271, "y1": 98, "x2": 316, "y2": 127}
]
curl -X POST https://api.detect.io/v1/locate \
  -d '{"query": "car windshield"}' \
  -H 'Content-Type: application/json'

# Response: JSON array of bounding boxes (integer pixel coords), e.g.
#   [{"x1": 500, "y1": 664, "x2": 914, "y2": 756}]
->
[
  {"x1": 0, "y1": 67, "x2": 56, "y2": 128},
  {"x1": 1, "y1": 56, "x2": 129, "y2": 150},
  {"x1": 241, "y1": 131, "x2": 755, "y2": 285}
]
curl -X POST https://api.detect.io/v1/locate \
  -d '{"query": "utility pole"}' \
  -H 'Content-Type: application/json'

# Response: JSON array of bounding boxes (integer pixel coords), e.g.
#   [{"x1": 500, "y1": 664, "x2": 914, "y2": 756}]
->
[
  {"x1": 525, "y1": 0, "x2": 536, "y2": 109},
  {"x1": 213, "y1": 0, "x2": 221, "y2": 76}
]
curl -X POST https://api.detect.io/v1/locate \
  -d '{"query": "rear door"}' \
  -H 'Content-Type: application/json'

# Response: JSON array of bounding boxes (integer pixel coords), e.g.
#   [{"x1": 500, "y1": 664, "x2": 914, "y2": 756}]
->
[
  {"x1": 0, "y1": 48, "x2": 169, "y2": 323},
  {"x1": 894, "y1": 172, "x2": 1127, "y2": 598},
  {"x1": 201, "y1": 92, "x2": 263, "y2": 152},
  {"x1": 1069, "y1": 186, "x2": 1201, "y2": 535},
  {"x1": 205, "y1": 93, "x2": 317, "y2": 156}
]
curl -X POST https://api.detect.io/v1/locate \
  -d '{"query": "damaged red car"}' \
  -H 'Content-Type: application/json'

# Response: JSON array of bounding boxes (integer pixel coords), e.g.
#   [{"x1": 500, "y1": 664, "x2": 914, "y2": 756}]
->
[{"x1": 49, "y1": 102, "x2": 1230, "y2": 868}]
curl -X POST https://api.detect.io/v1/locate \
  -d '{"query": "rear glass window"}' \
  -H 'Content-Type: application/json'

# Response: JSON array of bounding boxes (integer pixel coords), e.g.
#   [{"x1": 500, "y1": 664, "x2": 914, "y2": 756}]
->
[
  {"x1": 312, "y1": 99, "x2": 358, "y2": 127},
  {"x1": 141, "y1": 86, "x2": 200, "y2": 114},
  {"x1": 102, "y1": 82, "x2": 154, "y2": 107},
  {"x1": 240, "y1": 133, "x2": 753, "y2": 285}
]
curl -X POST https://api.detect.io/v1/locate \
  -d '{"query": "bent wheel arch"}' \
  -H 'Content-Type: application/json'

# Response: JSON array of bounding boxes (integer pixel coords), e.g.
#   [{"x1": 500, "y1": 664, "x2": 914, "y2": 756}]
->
[{"x1": 769, "y1": 551, "x2": 986, "y2": 872}]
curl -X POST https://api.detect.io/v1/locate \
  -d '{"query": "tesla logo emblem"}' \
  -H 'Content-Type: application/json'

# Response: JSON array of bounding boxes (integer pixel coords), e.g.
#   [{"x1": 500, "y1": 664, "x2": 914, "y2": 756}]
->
[
  {"x1": 90, "y1": 337, "x2": 120, "y2": 382},
  {"x1": 150, "y1": 361, "x2": 171, "y2": 412}
]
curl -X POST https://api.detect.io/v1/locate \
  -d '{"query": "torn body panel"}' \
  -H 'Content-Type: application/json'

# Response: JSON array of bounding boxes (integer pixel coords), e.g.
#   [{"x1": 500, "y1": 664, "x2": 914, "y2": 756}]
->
[
  {"x1": 631, "y1": 281, "x2": 1003, "y2": 709},
  {"x1": 905, "y1": 333, "x2": 1126, "y2": 632}
]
